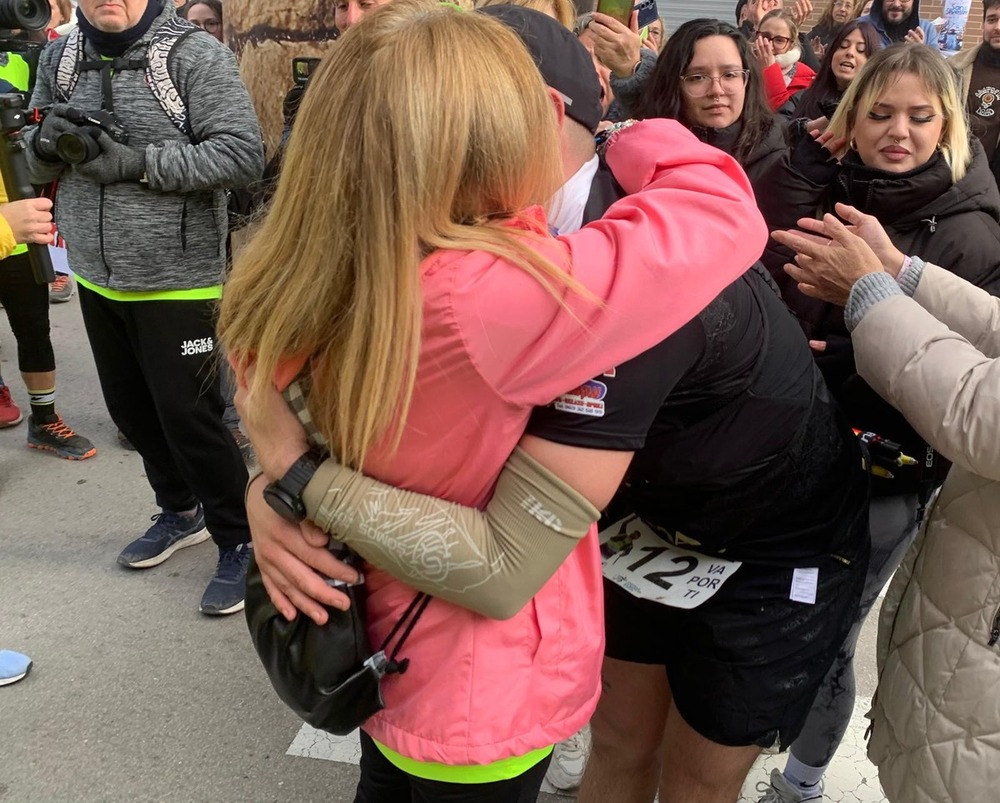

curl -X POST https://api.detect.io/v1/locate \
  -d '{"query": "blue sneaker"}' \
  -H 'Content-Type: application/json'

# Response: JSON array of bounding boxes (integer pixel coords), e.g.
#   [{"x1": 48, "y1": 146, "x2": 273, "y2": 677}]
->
[
  {"x1": 117, "y1": 506, "x2": 210, "y2": 569},
  {"x1": 199, "y1": 543, "x2": 251, "y2": 616},
  {"x1": 0, "y1": 650, "x2": 33, "y2": 686}
]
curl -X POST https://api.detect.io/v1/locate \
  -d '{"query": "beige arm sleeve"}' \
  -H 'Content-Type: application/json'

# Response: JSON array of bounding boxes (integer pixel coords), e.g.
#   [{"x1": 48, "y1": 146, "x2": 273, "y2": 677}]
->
[{"x1": 301, "y1": 448, "x2": 599, "y2": 619}]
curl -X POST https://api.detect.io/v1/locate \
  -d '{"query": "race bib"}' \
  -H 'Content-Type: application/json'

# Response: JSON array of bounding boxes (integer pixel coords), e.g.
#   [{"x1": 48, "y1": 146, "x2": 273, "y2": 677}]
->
[{"x1": 599, "y1": 516, "x2": 741, "y2": 609}]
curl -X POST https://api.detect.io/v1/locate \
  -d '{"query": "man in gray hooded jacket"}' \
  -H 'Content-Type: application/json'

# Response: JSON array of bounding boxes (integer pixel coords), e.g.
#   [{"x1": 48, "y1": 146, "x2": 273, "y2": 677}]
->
[{"x1": 25, "y1": 0, "x2": 265, "y2": 616}]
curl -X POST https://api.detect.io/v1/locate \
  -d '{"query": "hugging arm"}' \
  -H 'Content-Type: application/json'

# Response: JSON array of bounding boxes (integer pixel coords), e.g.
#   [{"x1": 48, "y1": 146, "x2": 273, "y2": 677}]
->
[{"x1": 302, "y1": 438, "x2": 631, "y2": 619}]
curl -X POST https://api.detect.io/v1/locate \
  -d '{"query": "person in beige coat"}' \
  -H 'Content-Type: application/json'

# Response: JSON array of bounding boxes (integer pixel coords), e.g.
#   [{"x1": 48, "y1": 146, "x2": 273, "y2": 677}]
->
[{"x1": 773, "y1": 203, "x2": 1000, "y2": 803}]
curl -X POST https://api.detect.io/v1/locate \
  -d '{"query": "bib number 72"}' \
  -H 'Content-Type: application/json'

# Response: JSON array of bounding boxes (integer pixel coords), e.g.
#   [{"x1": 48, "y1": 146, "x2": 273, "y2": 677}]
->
[{"x1": 599, "y1": 517, "x2": 742, "y2": 609}]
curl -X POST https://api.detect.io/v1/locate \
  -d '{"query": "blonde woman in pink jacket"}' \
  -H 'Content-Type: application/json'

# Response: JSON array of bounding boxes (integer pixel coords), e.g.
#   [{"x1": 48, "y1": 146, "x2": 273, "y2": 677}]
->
[{"x1": 221, "y1": 2, "x2": 767, "y2": 800}]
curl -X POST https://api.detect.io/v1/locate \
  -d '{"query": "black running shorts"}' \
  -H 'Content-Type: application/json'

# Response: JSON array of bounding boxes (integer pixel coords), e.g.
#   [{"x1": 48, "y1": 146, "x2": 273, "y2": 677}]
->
[{"x1": 603, "y1": 547, "x2": 866, "y2": 750}]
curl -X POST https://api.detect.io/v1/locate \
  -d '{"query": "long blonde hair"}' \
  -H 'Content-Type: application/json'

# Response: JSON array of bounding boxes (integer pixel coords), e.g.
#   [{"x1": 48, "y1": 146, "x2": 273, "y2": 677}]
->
[
  {"x1": 219, "y1": 0, "x2": 568, "y2": 469},
  {"x1": 829, "y1": 43, "x2": 972, "y2": 184}
]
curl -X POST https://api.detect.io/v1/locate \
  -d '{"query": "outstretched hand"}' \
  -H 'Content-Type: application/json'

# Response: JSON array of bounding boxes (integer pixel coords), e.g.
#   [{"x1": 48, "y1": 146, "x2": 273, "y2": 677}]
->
[{"x1": 771, "y1": 205, "x2": 898, "y2": 305}]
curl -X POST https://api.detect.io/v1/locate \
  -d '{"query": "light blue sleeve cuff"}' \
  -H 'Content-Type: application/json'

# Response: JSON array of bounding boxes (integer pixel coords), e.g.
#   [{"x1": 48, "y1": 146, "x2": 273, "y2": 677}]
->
[
  {"x1": 845, "y1": 272, "x2": 904, "y2": 332},
  {"x1": 895, "y1": 256, "x2": 926, "y2": 298}
]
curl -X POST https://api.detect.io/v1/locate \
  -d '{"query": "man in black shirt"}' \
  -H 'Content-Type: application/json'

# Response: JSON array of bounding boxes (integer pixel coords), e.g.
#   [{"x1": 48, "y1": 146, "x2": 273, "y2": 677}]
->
[{"x1": 528, "y1": 267, "x2": 870, "y2": 802}]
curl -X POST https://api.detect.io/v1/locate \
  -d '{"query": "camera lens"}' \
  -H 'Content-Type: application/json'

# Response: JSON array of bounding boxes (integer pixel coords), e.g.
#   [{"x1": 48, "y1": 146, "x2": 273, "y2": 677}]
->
[
  {"x1": 55, "y1": 130, "x2": 101, "y2": 165},
  {"x1": 0, "y1": 0, "x2": 51, "y2": 31}
]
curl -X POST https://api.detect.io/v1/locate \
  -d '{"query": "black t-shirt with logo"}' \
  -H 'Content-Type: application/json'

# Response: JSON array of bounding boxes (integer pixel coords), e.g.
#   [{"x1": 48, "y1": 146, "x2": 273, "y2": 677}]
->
[{"x1": 527, "y1": 266, "x2": 866, "y2": 565}]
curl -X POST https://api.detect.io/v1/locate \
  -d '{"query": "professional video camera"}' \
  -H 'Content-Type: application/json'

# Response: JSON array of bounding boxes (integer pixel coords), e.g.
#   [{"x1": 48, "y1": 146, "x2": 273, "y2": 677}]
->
[
  {"x1": 52, "y1": 107, "x2": 129, "y2": 165},
  {"x1": 0, "y1": 93, "x2": 54, "y2": 283},
  {"x1": 0, "y1": 0, "x2": 50, "y2": 31}
]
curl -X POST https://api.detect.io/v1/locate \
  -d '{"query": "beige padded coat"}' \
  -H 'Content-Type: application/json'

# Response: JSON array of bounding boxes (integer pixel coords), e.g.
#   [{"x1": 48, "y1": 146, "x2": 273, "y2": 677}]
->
[{"x1": 852, "y1": 264, "x2": 1000, "y2": 803}]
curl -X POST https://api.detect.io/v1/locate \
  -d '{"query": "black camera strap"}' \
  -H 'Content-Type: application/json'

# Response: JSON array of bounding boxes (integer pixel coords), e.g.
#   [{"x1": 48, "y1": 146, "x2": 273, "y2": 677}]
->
[{"x1": 78, "y1": 57, "x2": 147, "y2": 114}]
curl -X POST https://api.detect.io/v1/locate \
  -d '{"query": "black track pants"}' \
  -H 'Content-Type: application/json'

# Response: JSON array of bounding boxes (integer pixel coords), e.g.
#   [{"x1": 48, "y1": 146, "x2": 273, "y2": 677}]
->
[{"x1": 79, "y1": 286, "x2": 249, "y2": 547}]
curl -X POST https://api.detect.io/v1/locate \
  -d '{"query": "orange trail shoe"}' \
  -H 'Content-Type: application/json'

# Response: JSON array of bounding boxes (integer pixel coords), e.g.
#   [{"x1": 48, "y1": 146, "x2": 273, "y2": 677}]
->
[{"x1": 27, "y1": 415, "x2": 96, "y2": 460}]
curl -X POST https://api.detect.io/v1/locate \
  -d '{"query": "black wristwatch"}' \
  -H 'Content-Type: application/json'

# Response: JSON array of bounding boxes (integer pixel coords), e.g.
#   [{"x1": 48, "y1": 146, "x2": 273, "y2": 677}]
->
[{"x1": 263, "y1": 448, "x2": 327, "y2": 523}]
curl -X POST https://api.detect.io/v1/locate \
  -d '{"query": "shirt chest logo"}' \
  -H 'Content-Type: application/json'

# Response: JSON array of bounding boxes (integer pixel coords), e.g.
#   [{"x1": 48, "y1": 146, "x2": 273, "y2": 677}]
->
[
  {"x1": 553, "y1": 379, "x2": 607, "y2": 418},
  {"x1": 975, "y1": 86, "x2": 1000, "y2": 118}
]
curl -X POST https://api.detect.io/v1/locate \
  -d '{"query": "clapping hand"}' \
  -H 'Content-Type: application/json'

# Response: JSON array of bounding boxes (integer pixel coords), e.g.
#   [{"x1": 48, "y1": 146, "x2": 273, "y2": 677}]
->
[
  {"x1": 791, "y1": 0, "x2": 813, "y2": 27},
  {"x1": 771, "y1": 203, "x2": 904, "y2": 306}
]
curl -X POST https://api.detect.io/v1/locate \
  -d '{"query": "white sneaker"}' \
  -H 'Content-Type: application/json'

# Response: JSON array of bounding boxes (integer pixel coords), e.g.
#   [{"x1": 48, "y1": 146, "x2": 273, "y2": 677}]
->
[
  {"x1": 756, "y1": 768, "x2": 824, "y2": 802},
  {"x1": 544, "y1": 725, "x2": 591, "y2": 794}
]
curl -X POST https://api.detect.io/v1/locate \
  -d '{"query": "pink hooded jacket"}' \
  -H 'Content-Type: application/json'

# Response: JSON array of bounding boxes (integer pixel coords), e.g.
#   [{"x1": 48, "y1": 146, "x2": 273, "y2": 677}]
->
[{"x1": 303, "y1": 120, "x2": 769, "y2": 765}]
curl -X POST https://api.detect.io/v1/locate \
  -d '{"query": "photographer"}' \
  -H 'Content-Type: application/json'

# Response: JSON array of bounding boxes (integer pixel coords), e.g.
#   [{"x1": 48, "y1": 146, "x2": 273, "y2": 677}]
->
[
  {"x1": 24, "y1": 0, "x2": 265, "y2": 616},
  {"x1": 0, "y1": 28, "x2": 93, "y2": 455}
]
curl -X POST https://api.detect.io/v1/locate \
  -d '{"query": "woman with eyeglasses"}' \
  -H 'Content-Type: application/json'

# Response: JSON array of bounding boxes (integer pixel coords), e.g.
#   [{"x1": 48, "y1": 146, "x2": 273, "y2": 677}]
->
[
  {"x1": 179, "y1": 0, "x2": 223, "y2": 42},
  {"x1": 752, "y1": 9, "x2": 816, "y2": 112},
  {"x1": 806, "y1": 0, "x2": 866, "y2": 59},
  {"x1": 755, "y1": 43, "x2": 1000, "y2": 803},
  {"x1": 633, "y1": 18, "x2": 783, "y2": 190}
]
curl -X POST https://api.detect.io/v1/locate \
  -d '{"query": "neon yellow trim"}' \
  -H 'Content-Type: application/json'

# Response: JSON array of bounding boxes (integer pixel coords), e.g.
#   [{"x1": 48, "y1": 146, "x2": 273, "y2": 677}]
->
[
  {"x1": 76, "y1": 274, "x2": 223, "y2": 301},
  {"x1": 372, "y1": 739, "x2": 552, "y2": 784},
  {"x1": 0, "y1": 53, "x2": 33, "y2": 255},
  {"x1": 0, "y1": 53, "x2": 32, "y2": 92}
]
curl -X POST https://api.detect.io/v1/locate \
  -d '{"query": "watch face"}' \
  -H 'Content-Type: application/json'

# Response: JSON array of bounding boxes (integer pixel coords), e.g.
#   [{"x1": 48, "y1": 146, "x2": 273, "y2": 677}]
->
[{"x1": 263, "y1": 483, "x2": 304, "y2": 524}]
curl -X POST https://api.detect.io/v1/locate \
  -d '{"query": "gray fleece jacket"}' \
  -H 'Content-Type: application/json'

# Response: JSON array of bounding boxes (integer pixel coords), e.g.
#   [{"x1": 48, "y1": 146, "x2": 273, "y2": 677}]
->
[{"x1": 26, "y1": 1, "x2": 265, "y2": 293}]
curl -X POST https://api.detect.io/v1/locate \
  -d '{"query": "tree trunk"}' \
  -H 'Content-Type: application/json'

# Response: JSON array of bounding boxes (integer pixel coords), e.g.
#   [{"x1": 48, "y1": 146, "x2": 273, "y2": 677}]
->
[{"x1": 225, "y1": 1, "x2": 339, "y2": 154}]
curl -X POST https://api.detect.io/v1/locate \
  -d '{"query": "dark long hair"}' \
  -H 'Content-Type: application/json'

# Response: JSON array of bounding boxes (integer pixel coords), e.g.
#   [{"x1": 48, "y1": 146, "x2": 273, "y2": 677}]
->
[
  {"x1": 179, "y1": 0, "x2": 224, "y2": 23},
  {"x1": 796, "y1": 20, "x2": 880, "y2": 120},
  {"x1": 633, "y1": 19, "x2": 774, "y2": 166}
]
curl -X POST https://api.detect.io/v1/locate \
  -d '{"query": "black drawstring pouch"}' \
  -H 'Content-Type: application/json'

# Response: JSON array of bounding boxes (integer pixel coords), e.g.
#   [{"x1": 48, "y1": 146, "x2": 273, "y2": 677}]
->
[{"x1": 245, "y1": 547, "x2": 430, "y2": 736}]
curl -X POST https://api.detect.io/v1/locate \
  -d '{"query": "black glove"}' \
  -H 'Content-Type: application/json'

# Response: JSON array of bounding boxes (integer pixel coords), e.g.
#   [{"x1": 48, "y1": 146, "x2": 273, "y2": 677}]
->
[
  {"x1": 73, "y1": 130, "x2": 146, "y2": 185},
  {"x1": 33, "y1": 103, "x2": 76, "y2": 162}
]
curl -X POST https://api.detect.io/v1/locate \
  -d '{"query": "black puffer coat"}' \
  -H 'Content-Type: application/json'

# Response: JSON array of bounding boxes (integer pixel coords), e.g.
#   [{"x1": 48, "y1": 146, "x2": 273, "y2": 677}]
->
[
  {"x1": 688, "y1": 117, "x2": 788, "y2": 191},
  {"x1": 758, "y1": 137, "x2": 1000, "y2": 496}
]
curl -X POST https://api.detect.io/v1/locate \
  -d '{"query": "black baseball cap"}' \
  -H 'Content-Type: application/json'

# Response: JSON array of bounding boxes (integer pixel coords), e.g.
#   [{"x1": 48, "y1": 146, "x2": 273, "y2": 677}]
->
[{"x1": 479, "y1": 4, "x2": 603, "y2": 134}]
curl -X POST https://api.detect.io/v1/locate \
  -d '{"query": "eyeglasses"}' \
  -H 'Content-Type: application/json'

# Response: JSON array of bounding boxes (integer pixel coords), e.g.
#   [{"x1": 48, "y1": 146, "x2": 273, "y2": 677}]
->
[
  {"x1": 191, "y1": 19, "x2": 221, "y2": 32},
  {"x1": 753, "y1": 30, "x2": 793, "y2": 48},
  {"x1": 679, "y1": 70, "x2": 750, "y2": 97},
  {"x1": 832, "y1": 0, "x2": 854, "y2": 8}
]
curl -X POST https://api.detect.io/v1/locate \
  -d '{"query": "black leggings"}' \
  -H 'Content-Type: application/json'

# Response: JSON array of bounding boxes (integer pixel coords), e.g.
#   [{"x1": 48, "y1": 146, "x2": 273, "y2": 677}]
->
[
  {"x1": 0, "y1": 252, "x2": 55, "y2": 373},
  {"x1": 354, "y1": 732, "x2": 551, "y2": 803}
]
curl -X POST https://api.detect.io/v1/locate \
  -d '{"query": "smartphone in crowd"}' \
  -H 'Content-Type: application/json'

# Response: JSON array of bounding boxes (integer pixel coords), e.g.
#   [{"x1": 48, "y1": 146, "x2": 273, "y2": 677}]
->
[
  {"x1": 635, "y1": 0, "x2": 658, "y2": 29},
  {"x1": 596, "y1": 0, "x2": 633, "y2": 26}
]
